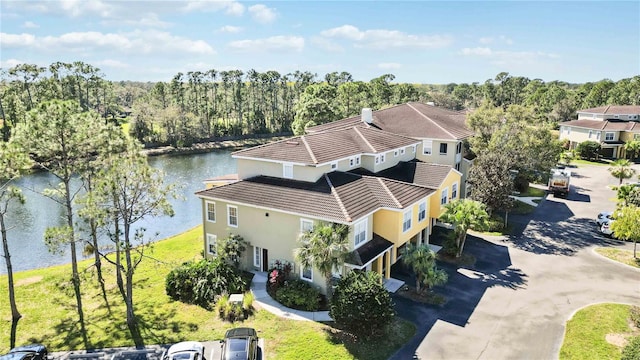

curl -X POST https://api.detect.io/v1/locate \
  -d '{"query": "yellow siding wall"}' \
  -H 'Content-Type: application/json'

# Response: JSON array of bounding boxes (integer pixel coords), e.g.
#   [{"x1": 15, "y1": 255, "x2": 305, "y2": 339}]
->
[
  {"x1": 430, "y1": 169, "x2": 462, "y2": 219},
  {"x1": 559, "y1": 127, "x2": 606, "y2": 144}
]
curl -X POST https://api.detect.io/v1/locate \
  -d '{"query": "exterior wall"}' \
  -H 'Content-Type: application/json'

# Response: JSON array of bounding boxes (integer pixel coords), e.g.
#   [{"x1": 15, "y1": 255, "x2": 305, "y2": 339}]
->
[
  {"x1": 236, "y1": 158, "x2": 327, "y2": 182},
  {"x1": 460, "y1": 158, "x2": 474, "y2": 198},
  {"x1": 416, "y1": 139, "x2": 458, "y2": 167},
  {"x1": 578, "y1": 112, "x2": 640, "y2": 121},
  {"x1": 429, "y1": 169, "x2": 462, "y2": 220},
  {"x1": 371, "y1": 147, "x2": 417, "y2": 173},
  {"x1": 558, "y1": 126, "x2": 598, "y2": 144}
]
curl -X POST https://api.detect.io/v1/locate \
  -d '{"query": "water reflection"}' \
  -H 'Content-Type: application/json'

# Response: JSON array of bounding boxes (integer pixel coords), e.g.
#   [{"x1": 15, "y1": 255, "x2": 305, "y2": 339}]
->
[{"x1": 1, "y1": 150, "x2": 235, "y2": 273}]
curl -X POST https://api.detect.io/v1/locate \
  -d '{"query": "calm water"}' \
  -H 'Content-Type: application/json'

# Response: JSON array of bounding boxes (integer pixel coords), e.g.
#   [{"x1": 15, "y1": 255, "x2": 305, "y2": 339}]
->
[{"x1": 1, "y1": 150, "x2": 236, "y2": 274}]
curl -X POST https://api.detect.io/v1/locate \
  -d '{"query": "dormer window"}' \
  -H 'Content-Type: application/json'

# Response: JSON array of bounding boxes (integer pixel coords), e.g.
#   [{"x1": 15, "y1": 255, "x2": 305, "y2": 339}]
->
[
  {"x1": 400, "y1": 148, "x2": 406, "y2": 155},
  {"x1": 331, "y1": 162, "x2": 338, "y2": 170},
  {"x1": 283, "y1": 163, "x2": 293, "y2": 178}
]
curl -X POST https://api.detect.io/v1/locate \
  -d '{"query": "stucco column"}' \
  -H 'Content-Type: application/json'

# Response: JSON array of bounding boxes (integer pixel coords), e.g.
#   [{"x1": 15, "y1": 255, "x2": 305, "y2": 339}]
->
[
  {"x1": 385, "y1": 251, "x2": 391, "y2": 279},
  {"x1": 376, "y1": 256, "x2": 383, "y2": 277}
]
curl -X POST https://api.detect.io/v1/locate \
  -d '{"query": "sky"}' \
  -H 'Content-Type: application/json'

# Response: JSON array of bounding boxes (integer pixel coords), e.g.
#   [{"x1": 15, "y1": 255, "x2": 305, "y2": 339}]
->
[{"x1": 1, "y1": 1, "x2": 639, "y2": 84}]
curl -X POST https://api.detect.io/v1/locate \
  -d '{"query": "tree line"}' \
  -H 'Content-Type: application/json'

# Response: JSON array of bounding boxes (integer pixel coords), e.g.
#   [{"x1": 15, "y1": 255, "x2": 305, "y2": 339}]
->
[{"x1": 3, "y1": 62, "x2": 639, "y2": 147}]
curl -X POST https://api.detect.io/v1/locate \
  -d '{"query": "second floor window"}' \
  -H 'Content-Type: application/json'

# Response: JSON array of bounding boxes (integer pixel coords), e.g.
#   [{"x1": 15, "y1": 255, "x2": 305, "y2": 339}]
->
[
  {"x1": 456, "y1": 142, "x2": 462, "y2": 154},
  {"x1": 403, "y1": 210, "x2": 412, "y2": 232},
  {"x1": 283, "y1": 163, "x2": 293, "y2": 178},
  {"x1": 440, "y1": 143, "x2": 448, "y2": 155},
  {"x1": 452, "y1": 183, "x2": 458, "y2": 199},
  {"x1": 418, "y1": 202, "x2": 426, "y2": 222},
  {"x1": 441, "y1": 188, "x2": 448, "y2": 205},
  {"x1": 206, "y1": 201, "x2": 216, "y2": 222},
  {"x1": 354, "y1": 219, "x2": 367, "y2": 247},
  {"x1": 300, "y1": 219, "x2": 313, "y2": 233},
  {"x1": 228, "y1": 205, "x2": 238, "y2": 227},
  {"x1": 605, "y1": 132, "x2": 614, "y2": 141},
  {"x1": 423, "y1": 140, "x2": 432, "y2": 155}
]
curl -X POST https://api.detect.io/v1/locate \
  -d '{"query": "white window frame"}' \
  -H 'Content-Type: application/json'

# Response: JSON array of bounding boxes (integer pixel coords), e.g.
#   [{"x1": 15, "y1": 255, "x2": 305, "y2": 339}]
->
[
  {"x1": 394, "y1": 150, "x2": 399, "y2": 157},
  {"x1": 205, "y1": 201, "x2": 216, "y2": 223},
  {"x1": 605, "y1": 132, "x2": 614, "y2": 141},
  {"x1": 227, "y1": 205, "x2": 238, "y2": 227},
  {"x1": 418, "y1": 201, "x2": 426, "y2": 222},
  {"x1": 400, "y1": 148, "x2": 406, "y2": 155},
  {"x1": 439, "y1": 143, "x2": 448, "y2": 155},
  {"x1": 283, "y1": 163, "x2": 293, "y2": 179},
  {"x1": 300, "y1": 218, "x2": 314, "y2": 233},
  {"x1": 456, "y1": 142, "x2": 462, "y2": 154},
  {"x1": 355, "y1": 156, "x2": 361, "y2": 165},
  {"x1": 354, "y1": 218, "x2": 368, "y2": 248},
  {"x1": 301, "y1": 264, "x2": 313, "y2": 281},
  {"x1": 423, "y1": 140, "x2": 433, "y2": 155},
  {"x1": 375, "y1": 156, "x2": 380, "y2": 164},
  {"x1": 441, "y1": 188, "x2": 449, "y2": 205},
  {"x1": 206, "y1": 234, "x2": 217, "y2": 256},
  {"x1": 452, "y1": 182, "x2": 458, "y2": 199},
  {"x1": 254, "y1": 246, "x2": 261, "y2": 268},
  {"x1": 331, "y1": 162, "x2": 338, "y2": 170},
  {"x1": 455, "y1": 162, "x2": 461, "y2": 171},
  {"x1": 402, "y1": 209, "x2": 412, "y2": 233}
]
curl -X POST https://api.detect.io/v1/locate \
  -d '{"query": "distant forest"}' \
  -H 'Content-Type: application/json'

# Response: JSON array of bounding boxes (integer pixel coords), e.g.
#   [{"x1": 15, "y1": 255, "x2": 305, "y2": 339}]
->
[{"x1": 1, "y1": 61, "x2": 639, "y2": 147}]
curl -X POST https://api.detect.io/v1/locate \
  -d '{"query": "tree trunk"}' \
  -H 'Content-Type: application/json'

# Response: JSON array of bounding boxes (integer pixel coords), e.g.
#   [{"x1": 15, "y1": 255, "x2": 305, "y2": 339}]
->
[
  {"x1": 124, "y1": 223, "x2": 143, "y2": 347},
  {"x1": 65, "y1": 180, "x2": 88, "y2": 349},
  {"x1": 325, "y1": 274, "x2": 333, "y2": 301},
  {"x1": 634, "y1": 240, "x2": 637, "y2": 259},
  {"x1": 457, "y1": 232, "x2": 468, "y2": 258},
  {"x1": 416, "y1": 275, "x2": 422, "y2": 293},
  {"x1": 91, "y1": 219, "x2": 111, "y2": 314},
  {"x1": 1, "y1": 213, "x2": 21, "y2": 349}
]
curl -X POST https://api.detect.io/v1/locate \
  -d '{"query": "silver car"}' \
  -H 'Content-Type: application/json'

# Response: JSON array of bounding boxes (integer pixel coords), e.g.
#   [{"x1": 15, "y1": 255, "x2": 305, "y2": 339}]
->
[{"x1": 161, "y1": 341, "x2": 205, "y2": 360}]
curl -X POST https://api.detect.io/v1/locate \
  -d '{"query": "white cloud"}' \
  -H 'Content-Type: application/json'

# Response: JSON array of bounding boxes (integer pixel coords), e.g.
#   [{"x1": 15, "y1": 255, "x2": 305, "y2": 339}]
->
[
  {"x1": 377, "y1": 63, "x2": 402, "y2": 70},
  {"x1": 0, "y1": 59, "x2": 26, "y2": 68},
  {"x1": 228, "y1": 36, "x2": 304, "y2": 52},
  {"x1": 103, "y1": 13, "x2": 171, "y2": 28},
  {"x1": 321, "y1": 25, "x2": 453, "y2": 49},
  {"x1": 499, "y1": 35, "x2": 514, "y2": 45},
  {"x1": 94, "y1": 59, "x2": 129, "y2": 69},
  {"x1": 460, "y1": 47, "x2": 560, "y2": 65},
  {"x1": 310, "y1": 36, "x2": 343, "y2": 52},
  {"x1": 22, "y1": 21, "x2": 39, "y2": 29},
  {"x1": 1, "y1": 30, "x2": 215, "y2": 55},
  {"x1": 248, "y1": 4, "x2": 277, "y2": 24},
  {"x1": 478, "y1": 35, "x2": 513, "y2": 45},
  {"x1": 218, "y1": 25, "x2": 243, "y2": 33},
  {"x1": 479, "y1": 37, "x2": 493, "y2": 44},
  {"x1": 182, "y1": 0, "x2": 245, "y2": 16}
]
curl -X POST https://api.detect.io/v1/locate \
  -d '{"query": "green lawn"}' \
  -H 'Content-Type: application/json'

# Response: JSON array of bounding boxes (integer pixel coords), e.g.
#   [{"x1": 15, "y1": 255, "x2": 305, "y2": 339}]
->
[
  {"x1": 560, "y1": 303, "x2": 634, "y2": 360},
  {"x1": 517, "y1": 186, "x2": 546, "y2": 198},
  {"x1": 0, "y1": 226, "x2": 414, "y2": 359},
  {"x1": 595, "y1": 247, "x2": 640, "y2": 269},
  {"x1": 572, "y1": 159, "x2": 611, "y2": 167}
]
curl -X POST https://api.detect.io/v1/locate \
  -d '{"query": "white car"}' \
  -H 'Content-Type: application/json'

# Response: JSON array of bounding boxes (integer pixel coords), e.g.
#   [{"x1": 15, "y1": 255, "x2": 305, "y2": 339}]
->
[
  {"x1": 161, "y1": 341, "x2": 205, "y2": 360},
  {"x1": 596, "y1": 211, "x2": 613, "y2": 226},
  {"x1": 599, "y1": 218, "x2": 616, "y2": 237}
]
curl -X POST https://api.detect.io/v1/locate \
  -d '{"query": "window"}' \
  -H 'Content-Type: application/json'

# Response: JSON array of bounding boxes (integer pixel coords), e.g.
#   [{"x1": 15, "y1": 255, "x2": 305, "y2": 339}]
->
[
  {"x1": 413, "y1": 145, "x2": 417, "y2": 153},
  {"x1": 439, "y1": 143, "x2": 448, "y2": 155},
  {"x1": 588, "y1": 130, "x2": 593, "y2": 139},
  {"x1": 227, "y1": 205, "x2": 238, "y2": 227},
  {"x1": 354, "y1": 219, "x2": 368, "y2": 247},
  {"x1": 301, "y1": 265, "x2": 313, "y2": 281},
  {"x1": 402, "y1": 210, "x2": 412, "y2": 232},
  {"x1": 456, "y1": 142, "x2": 462, "y2": 154},
  {"x1": 375, "y1": 156, "x2": 380, "y2": 164},
  {"x1": 300, "y1": 219, "x2": 313, "y2": 233},
  {"x1": 394, "y1": 150, "x2": 399, "y2": 157},
  {"x1": 455, "y1": 162, "x2": 461, "y2": 171},
  {"x1": 423, "y1": 140, "x2": 433, "y2": 155},
  {"x1": 254, "y1": 246, "x2": 261, "y2": 268},
  {"x1": 597, "y1": 132, "x2": 601, "y2": 140},
  {"x1": 283, "y1": 163, "x2": 293, "y2": 179},
  {"x1": 452, "y1": 182, "x2": 458, "y2": 199},
  {"x1": 400, "y1": 148, "x2": 406, "y2": 155},
  {"x1": 350, "y1": 156, "x2": 360, "y2": 168},
  {"x1": 418, "y1": 201, "x2": 426, "y2": 222},
  {"x1": 614, "y1": 115, "x2": 620, "y2": 119},
  {"x1": 206, "y1": 234, "x2": 217, "y2": 255},
  {"x1": 381, "y1": 154, "x2": 385, "y2": 162},
  {"x1": 605, "y1": 132, "x2": 614, "y2": 141},
  {"x1": 355, "y1": 156, "x2": 361, "y2": 165},
  {"x1": 205, "y1": 201, "x2": 216, "y2": 222},
  {"x1": 375, "y1": 153, "x2": 385, "y2": 164},
  {"x1": 567, "y1": 127, "x2": 571, "y2": 135},
  {"x1": 331, "y1": 162, "x2": 338, "y2": 170},
  {"x1": 441, "y1": 188, "x2": 448, "y2": 205}
]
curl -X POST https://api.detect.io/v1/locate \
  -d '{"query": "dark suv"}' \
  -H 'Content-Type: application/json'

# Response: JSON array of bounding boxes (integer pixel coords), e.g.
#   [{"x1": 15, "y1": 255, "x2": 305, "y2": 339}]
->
[
  {"x1": 0, "y1": 344, "x2": 48, "y2": 360},
  {"x1": 220, "y1": 327, "x2": 258, "y2": 360}
]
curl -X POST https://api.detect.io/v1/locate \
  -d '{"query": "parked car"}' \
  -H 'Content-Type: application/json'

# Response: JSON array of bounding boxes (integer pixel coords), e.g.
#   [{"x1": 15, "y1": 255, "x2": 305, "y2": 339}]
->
[
  {"x1": 596, "y1": 211, "x2": 613, "y2": 226},
  {"x1": 600, "y1": 219, "x2": 615, "y2": 237},
  {"x1": 0, "y1": 344, "x2": 48, "y2": 360},
  {"x1": 220, "y1": 327, "x2": 258, "y2": 360},
  {"x1": 161, "y1": 341, "x2": 205, "y2": 360}
]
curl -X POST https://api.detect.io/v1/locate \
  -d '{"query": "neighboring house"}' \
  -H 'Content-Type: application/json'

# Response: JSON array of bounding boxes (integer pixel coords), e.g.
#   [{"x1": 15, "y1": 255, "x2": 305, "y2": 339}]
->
[
  {"x1": 559, "y1": 105, "x2": 640, "y2": 158},
  {"x1": 306, "y1": 102, "x2": 474, "y2": 197},
  {"x1": 195, "y1": 125, "x2": 462, "y2": 294}
]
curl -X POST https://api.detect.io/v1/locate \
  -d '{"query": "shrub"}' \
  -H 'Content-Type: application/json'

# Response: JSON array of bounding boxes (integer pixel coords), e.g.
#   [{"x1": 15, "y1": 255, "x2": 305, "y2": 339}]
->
[
  {"x1": 482, "y1": 214, "x2": 505, "y2": 232},
  {"x1": 266, "y1": 260, "x2": 293, "y2": 296},
  {"x1": 274, "y1": 279, "x2": 321, "y2": 311},
  {"x1": 215, "y1": 292, "x2": 255, "y2": 322},
  {"x1": 165, "y1": 258, "x2": 247, "y2": 309},
  {"x1": 622, "y1": 336, "x2": 640, "y2": 360},
  {"x1": 330, "y1": 271, "x2": 395, "y2": 339},
  {"x1": 513, "y1": 175, "x2": 529, "y2": 193},
  {"x1": 576, "y1": 140, "x2": 601, "y2": 161},
  {"x1": 630, "y1": 305, "x2": 640, "y2": 328}
]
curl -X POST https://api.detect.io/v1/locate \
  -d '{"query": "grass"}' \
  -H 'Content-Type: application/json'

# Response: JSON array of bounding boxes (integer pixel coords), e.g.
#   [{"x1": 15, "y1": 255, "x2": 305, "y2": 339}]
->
[
  {"x1": 560, "y1": 303, "x2": 636, "y2": 360},
  {"x1": 572, "y1": 159, "x2": 611, "y2": 167},
  {"x1": 511, "y1": 201, "x2": 536, "y2": 215},
  {"x1": 517, "y1": 186, "x2": 546, "y2": 198},
  {"x1": 0, "y1": 226, "x2": 414, "y2": 359},
  {"x1": 595, "y1": 247, "x2": 640, "y2": 269}
]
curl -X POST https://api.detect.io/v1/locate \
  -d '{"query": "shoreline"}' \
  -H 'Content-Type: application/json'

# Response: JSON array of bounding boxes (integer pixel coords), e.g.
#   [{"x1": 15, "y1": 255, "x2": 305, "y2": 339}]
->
[{"x1": 141, "y1": 134, "x2": 291, "y2": 157}]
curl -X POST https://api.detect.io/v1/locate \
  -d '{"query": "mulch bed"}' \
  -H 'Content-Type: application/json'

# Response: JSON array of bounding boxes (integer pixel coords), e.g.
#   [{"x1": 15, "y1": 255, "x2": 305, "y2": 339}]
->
[{"x1": 396, "y1": 286, "x2": 447, "y2": 306}]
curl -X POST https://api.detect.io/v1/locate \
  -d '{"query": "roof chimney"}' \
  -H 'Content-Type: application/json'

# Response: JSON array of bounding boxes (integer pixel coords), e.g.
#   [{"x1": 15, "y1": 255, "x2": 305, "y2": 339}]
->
[{"x1": 361, "y1": 108, "x2": 373, "y2": 124}]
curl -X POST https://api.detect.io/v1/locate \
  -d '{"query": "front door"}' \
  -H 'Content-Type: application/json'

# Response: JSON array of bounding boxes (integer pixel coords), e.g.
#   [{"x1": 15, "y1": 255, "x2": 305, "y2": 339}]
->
[{"x1": 262, "y1": 248, "x2": 269, "y2": 272}]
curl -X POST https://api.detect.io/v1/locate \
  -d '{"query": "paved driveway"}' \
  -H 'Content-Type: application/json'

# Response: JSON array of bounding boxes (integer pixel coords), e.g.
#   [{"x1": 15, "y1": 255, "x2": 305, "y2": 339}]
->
[{"x1": 391, "y1": 164, "x2": 640, "y2": 360}]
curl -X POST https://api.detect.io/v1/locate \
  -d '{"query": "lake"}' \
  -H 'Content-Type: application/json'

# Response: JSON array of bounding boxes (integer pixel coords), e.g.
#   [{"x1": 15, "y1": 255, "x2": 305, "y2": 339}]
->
[{"x1": 1, "y1": 150, "x2": 236, "y2": 274}]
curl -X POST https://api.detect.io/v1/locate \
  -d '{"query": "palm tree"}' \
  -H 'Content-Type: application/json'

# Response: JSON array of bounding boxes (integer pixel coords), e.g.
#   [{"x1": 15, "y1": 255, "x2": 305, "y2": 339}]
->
[
  {"x1": 295, "y1": 222, "x2": 350, "y2": 300},
  {"x1": 609, "y1": 159, "x2": 636, "y2": 185},
  {"x1": 624, "y1": 140, "x2": 640, "y2": 161},
  {"x1": 439, "y1": 199, "x2": 490, "y2": 258},
  {"x1": 401, "y1": 243, "x2": 447, "y2": 293}
]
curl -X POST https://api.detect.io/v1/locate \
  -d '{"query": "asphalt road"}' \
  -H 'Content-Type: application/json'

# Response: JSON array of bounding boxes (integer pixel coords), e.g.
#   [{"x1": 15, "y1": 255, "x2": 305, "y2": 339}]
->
[{"x1": 390, "y1": 164, "x2": 640, "y2": 360}]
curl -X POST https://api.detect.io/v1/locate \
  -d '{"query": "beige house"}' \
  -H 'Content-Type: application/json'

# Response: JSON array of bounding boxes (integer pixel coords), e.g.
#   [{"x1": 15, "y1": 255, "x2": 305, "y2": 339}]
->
[
  {"x1": 560, "y1": 105, "x2": 640, "y2": 158},
  {"x1": 196, "y1": 125, "x2": 462, "y2": 294},
  {"x1": 307, "y1": 103, "x2": 474, "y2": 196}
]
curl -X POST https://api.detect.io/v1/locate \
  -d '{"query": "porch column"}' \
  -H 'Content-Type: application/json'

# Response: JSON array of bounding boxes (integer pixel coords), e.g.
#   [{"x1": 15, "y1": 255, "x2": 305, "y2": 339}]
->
[
  {"x1": 384, "y1": 250, "x2": 391, "y2": 279},
  {"x1": 376, "y1": 256, "x2": 383, "y2": 276},
  {"x1": 417, "y1": 229, "x2": 423, "y2": 245}
]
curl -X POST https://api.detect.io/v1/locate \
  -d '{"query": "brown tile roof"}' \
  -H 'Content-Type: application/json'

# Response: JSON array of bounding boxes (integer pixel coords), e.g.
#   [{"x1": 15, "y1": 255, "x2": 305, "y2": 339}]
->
[
  {"x1": 578, "y1": 105, "x2": 640, "y2": 115},
  {"x1": 195, "y1": 172, "x2": 434, "y2": 223},
  {"x1": 232, "y1": 126, "x2": 419, "y2": 165},
  {"x1": 351, "y1": 160, "x2": 455, "y2": 189},
  {"x1": 346, "y1": 233, "x2": 393, "y2": 267},
  {"x1": 562, "y1": 119, "x2": 640, "y2": 131},
  {"x1": 307, "y1": 102, "x2": 474, "y2": 140}
]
